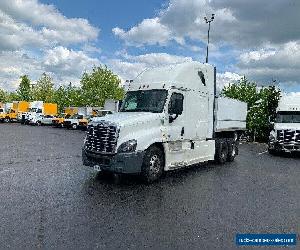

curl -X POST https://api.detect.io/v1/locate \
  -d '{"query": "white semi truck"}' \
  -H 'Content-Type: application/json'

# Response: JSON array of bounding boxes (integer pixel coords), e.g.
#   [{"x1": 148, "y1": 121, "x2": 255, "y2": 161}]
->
[
  {"x1": 268, "y1": 95, "x2": 300, "y2": 154},
  {"x1": 82, "y1": 62, "x2": 247, "y2": 182}
]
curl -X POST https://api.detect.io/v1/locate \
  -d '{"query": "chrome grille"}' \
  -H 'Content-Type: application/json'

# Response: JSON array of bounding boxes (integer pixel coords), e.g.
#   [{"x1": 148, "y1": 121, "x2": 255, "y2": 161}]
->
[
  {"x1": 85, "y1": 122, "x2": 118, "y2": 154},
  {"x1": 277, "y1": 129, "x2": 300, "y2": 145}
]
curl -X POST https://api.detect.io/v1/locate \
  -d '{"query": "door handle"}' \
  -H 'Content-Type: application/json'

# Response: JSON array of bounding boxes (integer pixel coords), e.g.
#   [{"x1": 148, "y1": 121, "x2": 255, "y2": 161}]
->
[{"x1": 181, "y1": 127, "x2": 184, "y2": 136}]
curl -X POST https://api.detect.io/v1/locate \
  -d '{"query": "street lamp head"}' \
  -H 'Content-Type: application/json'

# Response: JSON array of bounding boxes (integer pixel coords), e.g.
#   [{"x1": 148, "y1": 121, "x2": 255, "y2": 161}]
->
[{"x1": 211, "y1": 14, "x2": 215, "y2": 20}]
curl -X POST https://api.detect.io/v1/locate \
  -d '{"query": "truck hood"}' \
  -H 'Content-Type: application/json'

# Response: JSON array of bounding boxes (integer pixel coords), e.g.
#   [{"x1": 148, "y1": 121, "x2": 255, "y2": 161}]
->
[
  {"x1": 91, "y1": 112, "x2": 163, "y2": 127},
  {"x1": 275, "y1": 123, "x2": 300, "y2": 130}
]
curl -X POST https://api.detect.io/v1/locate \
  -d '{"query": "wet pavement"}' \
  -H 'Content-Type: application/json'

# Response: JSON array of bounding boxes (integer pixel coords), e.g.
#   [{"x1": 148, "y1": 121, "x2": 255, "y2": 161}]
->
[{"x1": 0, "y1": 123, "x2": 299, "y2": 249}]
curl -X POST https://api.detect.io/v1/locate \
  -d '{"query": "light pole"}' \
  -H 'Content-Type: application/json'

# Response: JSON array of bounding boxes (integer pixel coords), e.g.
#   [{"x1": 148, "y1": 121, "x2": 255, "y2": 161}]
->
[{"x1": 204, "y1": 14, "x2": 215, "y2": 63}]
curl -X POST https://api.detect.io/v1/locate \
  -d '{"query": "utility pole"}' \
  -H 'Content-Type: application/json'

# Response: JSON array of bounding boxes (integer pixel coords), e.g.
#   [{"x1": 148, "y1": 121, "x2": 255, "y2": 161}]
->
[{"x1": 204, "y1": 14, "x2": 215, "y2": 63}]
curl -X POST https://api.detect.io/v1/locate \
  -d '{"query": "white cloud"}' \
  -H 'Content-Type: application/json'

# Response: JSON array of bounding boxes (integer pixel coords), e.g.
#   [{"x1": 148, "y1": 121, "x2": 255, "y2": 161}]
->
[
  {"x1": 217, "y1": 71, "x2": 242, "y2": 91},
  {"x1": 0, "y1": 0, "x2": 99, "y2": 54},
  {"x1": 238, "y1": 41, "x2": 300, "y2": 83},
  {"x1": 283, "y1": 92, "x2": 300, "y2": 98},
  {"x1": 0, "y1": 51, "x2": 44, "y2": 91},
  {"x1": 0, "y1": 47, "x2": 100, "y2": 90},
  {"x1": 82, "y1": 44, "x2": 102, "y2": 54},
  {"x1": 0, "y1": 0, "x2": 101, "y2": 90},
  {"x1": 113, "y1": 18, "x2": 171, "y2": 46},
  {"x1": 0, "y1": 0, "x2": 98, "y2": 49},
  {"x1": 43, "y1": 46, "x2": 99, "y2": 77}
]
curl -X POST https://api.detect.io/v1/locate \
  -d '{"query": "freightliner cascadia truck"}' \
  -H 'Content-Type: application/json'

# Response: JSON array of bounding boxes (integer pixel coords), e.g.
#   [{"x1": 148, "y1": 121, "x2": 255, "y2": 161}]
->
[
  {"x1": 268, "y1": 95, "x2": 300, "y2": 154},
  {"x1": 82, "y1": 62, "x2": 247, "y2": 182}
]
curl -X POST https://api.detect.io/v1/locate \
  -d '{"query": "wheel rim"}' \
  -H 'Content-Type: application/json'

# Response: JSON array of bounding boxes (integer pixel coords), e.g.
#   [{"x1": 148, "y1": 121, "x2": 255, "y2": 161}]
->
[
  {"x1": 231, "y1": 147, "x2": 236, "y2": 156},
  {"x1": 149, "y1": 155, "x2": 161, "y2": 175},
  {"x1": 221, "y1": 148, "x2": 226, "y2": 160}
]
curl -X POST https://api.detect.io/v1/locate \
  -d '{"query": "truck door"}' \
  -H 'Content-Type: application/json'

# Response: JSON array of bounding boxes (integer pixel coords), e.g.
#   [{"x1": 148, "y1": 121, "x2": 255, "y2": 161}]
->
[{"x1": 166, "y1": 91, "x2": 186, "y2": 167}]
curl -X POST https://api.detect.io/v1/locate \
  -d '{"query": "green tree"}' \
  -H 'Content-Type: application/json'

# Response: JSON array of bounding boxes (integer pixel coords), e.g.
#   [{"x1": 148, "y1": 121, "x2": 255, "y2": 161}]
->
[
  {"x1": 0, "y1": 89, "x2": 9, "y2": 102},
  {"x1": 32, "y1": 73, "x2": 55, "y2": 102},
  {"x1": 17, "y1": 75, "x2": 31, "y2": 101},
  {"x1": 53, "y1": 84, "x2": 84, "y2": 113},
  {"x1": 222, "y1": 78, "x2": 281, "y2": 142},
  {"x1": 222, "y1": 76, "x2": 259, "y2": 107},
  {"x1": 80, "y1": 66, "x2": 125, "y2": 107},
  {"x1": 7, "y1": 92, "x2": 20, "y2": 102}
]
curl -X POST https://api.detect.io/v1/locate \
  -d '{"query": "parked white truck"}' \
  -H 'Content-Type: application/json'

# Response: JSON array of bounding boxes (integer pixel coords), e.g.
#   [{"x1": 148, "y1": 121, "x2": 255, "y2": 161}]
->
[
  {"x1": 63, "y1": 107, "x2": 95, "y2": 129},
  {"x1": 268, "y1": 95, "x2": 300, "y2": 154},
  {"x1": 22, "y1": 101, "x2": 43, "y2": 124},
  {"x1": 23, "y1": 101, "x2": 57, "y2": 125},
  {"x1": 104, "y1": 99, "x2": 122, "y2": 112},
  {"x1": 82, "y1": 62, "x2": 247, "y2": 182}
]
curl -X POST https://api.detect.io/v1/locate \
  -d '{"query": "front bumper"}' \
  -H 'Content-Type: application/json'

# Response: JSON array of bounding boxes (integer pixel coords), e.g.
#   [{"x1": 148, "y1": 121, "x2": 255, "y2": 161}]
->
[
  {"x1": 269, "y1": 141, "x2": 300, "y2": 152},
  {"x1": 82, "y1": 148, "x2": 145, "y2": 174}
]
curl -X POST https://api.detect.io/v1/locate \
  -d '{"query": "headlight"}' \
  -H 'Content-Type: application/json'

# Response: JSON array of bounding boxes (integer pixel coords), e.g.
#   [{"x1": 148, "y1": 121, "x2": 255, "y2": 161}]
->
[{"x1": 117, "y1": 139, "x2": 137, "y2": 153}]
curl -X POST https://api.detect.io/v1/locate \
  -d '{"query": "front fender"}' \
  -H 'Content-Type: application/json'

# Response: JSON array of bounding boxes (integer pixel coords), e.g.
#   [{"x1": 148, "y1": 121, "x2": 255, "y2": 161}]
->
[{"x1": 118, "y1": 126, "x2": 165, "y2": 152}]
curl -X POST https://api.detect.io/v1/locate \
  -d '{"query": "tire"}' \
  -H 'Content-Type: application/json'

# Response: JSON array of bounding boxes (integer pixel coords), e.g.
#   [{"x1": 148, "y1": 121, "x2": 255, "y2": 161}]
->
[
  {"x1": 37, "y1": 121, "x2": 41, "y2": 126},
  {"x1": 268, "y1": 147, "x2": 278, "y2": 156},
  {"x1": 141, "y1": 146, "x2": 164, "y2": 183},
  {"x1": 82, "y1": 149, "x2": 92, "y2": 166},
  {"x1": 4, "y1": 117, "x2": 10, "y2": 123},
  {"x1": 72, "y1": 124, "x2": 78, "y2": 130},
  {"x1": 227, "y1": 139, "x2": 238, "y2": 162},
  {"x1": 215, "y1": 139, "x2": 228, "y2": 164}
]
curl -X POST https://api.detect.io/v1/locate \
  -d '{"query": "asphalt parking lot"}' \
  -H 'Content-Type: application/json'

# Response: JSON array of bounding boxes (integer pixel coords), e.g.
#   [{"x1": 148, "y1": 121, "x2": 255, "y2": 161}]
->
[{"x1": 0, "y1": 123, "x2": 299, "y2": 249}]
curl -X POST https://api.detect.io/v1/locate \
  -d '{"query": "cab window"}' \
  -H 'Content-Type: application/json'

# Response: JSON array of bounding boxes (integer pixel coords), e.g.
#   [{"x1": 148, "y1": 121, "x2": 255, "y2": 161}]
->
[{"x1": 168, "y1": 93, "x2": 184, "y2": 115}]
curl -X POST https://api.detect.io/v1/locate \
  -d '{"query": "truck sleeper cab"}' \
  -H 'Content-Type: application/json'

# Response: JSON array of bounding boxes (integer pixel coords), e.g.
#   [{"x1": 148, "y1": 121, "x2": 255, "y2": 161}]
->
[{"x1": 82, "y1": 62, "x2": 247, "y2": 182}]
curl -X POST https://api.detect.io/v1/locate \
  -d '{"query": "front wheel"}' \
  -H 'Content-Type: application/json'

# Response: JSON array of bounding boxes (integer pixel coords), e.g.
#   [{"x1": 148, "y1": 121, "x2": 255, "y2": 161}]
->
[
  {"x1": 4, "y1": 118, "x2": 10, "y2": 123},
  {"x1": 72, "y1": 124, "x2": 78, "y2": 130},
  {"x1": 141, "y1": 146, "x2": 164, "y2": 183}
]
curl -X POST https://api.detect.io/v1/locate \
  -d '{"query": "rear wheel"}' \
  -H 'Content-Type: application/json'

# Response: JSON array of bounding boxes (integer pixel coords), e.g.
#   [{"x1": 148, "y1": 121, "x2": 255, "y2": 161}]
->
[
  {"x1": 227, "y1": 139, "x2": 238, "y2": 162},
  {"x1": 72, "y1": 123, "x2": 78, "y2": 130},
  {"x1": 4, "y1": 117, "x2": 10, "y2": 123},
  {"x1": 215, "y1": 139, "x2": 228, "y2": 164},
  {"x1": 141, "y1": 146, "x2": 164, "y2": 183}
]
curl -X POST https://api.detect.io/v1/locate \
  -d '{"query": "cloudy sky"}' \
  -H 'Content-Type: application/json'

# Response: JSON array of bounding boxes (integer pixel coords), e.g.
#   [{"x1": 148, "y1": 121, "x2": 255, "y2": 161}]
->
[{"x1": 0, "y1": 0, "x2": 299, "y2": 93}]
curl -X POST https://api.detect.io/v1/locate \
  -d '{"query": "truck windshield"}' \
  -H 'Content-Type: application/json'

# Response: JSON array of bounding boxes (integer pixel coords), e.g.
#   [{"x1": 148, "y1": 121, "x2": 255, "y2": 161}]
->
[
  {"x1": 120, "y1": 90, "x2": 168, "y2": 113},
  {"x1": 276, "y1": 111, "x2": 300, "y2": 123}
]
